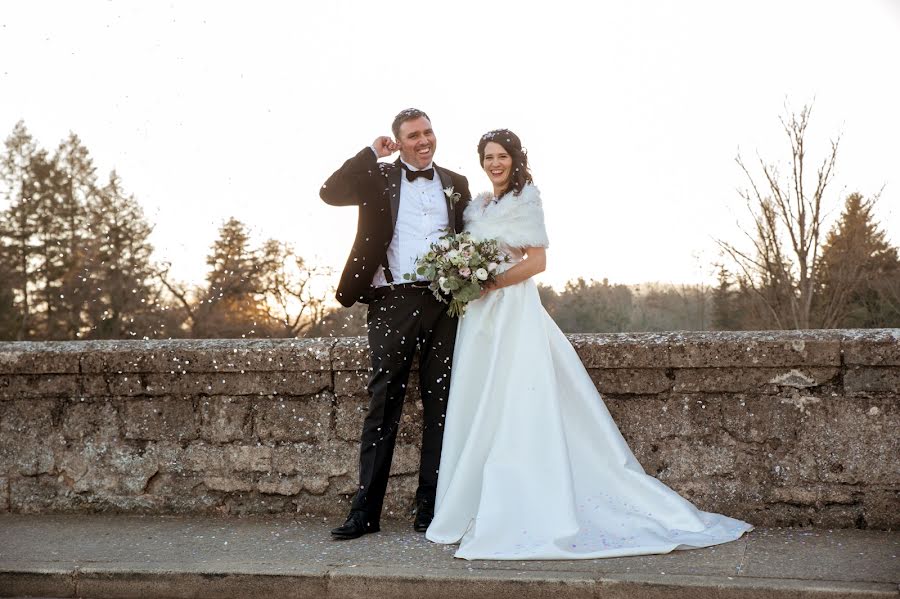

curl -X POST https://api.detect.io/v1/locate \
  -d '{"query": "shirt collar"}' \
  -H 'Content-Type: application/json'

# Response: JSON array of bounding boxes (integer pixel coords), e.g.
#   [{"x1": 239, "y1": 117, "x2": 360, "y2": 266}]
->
[{"x1": 399, "y1": 158, "x2": 434, "y2": 172}]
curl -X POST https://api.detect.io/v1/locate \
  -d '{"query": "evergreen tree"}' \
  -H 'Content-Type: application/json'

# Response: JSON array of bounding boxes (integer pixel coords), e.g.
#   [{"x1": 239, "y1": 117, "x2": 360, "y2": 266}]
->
[
  {"x1": 712, "y1": 265, "x2": 743, "y2": 330},
  {"x1": 817, "y1": 193, "x2": 900, "y2": 327},
  {"x1": 53, "y1": 133, "x2": 97, "y2": 337},
  {"x1": 83, "y1": 171, "x2": 162, "y2": 338},
  {"x1": 0, "y1": 121, "x2": 39, "y2": 339},
  {"x1": 193, "y1": 217, "x2": 273, "y2": 338}
]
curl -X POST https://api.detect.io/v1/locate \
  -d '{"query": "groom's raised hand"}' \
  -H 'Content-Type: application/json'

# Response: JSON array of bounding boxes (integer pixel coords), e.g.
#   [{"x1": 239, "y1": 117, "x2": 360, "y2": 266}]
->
[{"x1": 372, "y1": 136, "x2": 400, "y2": 158}]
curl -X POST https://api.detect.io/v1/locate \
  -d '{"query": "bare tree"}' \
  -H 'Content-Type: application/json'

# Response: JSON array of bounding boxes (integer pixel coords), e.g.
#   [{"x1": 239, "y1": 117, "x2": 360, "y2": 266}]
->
[
  {"x1": 156, "y1": 262, "x2": 199, "y2": 334},
  {"x1": 257, "y1": 239, "x2": 331, "y2": 337},
  {"x1": 718, "y1": 103, "x2": 839, "y2": 329}
]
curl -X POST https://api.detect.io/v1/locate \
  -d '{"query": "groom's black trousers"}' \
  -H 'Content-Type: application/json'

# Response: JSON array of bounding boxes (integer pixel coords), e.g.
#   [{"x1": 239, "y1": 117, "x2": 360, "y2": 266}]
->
[{"x1": 351, "y1": 285, "x2": 457, "y2": 522}]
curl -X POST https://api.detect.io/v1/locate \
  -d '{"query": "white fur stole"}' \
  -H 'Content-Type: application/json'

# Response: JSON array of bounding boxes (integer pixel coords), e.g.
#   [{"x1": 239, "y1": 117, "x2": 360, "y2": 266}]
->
[{"x1": 463, "y1": 184, "x2": 549, "y2": 249}]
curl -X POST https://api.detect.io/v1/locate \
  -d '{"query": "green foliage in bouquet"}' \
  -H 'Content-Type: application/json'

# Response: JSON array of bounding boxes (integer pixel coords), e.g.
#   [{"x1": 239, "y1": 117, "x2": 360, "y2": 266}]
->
[{"x1": 404, "y1": 231, "x2": 509, "y2": 317}]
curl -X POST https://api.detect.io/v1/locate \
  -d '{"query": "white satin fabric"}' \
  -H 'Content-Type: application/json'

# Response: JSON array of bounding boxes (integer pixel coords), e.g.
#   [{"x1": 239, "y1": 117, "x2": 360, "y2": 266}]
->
[{"x1": 426, "y1": 186, "x2": 752, "y2": 560}]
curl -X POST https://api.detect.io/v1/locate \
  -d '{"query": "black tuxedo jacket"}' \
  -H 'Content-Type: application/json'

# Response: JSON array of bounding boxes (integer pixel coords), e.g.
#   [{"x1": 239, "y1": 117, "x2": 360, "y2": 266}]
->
[{"x1": 320, "y1": 147, "x2": 472, "y2": 307}]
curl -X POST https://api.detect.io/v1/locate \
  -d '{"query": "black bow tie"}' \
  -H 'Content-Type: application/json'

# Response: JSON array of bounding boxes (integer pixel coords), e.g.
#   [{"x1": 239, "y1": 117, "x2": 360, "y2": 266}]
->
[{"x1": 405, "y1": 167, "x2": 434, "y2": 182}]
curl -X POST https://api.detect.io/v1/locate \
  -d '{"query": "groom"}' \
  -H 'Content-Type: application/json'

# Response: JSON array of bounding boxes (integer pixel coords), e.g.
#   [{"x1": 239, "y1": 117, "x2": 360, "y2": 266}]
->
[{"x1": 320, "y1": 108, "x2": 471, "y2": 539}]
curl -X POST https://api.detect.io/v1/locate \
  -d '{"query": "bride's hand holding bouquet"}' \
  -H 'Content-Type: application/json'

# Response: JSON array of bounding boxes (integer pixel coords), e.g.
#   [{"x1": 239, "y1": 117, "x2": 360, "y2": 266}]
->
[{"x1": 405, "y1": 231, "x2": 508, "y2": 317}]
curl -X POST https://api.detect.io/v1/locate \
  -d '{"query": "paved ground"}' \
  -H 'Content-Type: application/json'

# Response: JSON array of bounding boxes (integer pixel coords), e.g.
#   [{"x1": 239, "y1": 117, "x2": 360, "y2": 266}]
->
[{"x1": 0, "y1": 514, "x2": 897, "y2": 598}]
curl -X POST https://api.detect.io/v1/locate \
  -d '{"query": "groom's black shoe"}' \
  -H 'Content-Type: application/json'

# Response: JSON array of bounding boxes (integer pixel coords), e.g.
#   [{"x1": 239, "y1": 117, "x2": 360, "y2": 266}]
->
[
  {"x1": 331, "y1": 510, "x2": 380, "y2": 540},
  {"x1": 413, "y1": 504, "x2": 433, "y2": 533}
]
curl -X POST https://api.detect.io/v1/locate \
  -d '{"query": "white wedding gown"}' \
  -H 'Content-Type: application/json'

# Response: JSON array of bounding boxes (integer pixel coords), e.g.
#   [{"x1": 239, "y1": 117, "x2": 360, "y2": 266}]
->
[{"x1": 426, "y1": 185, "x2": 752, "y2": 560}]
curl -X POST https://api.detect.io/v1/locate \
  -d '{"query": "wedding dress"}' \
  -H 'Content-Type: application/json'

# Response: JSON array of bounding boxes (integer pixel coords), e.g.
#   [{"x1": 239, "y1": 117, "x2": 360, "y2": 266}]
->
[{"x1": 425, "y1": 184, "x2": 752, "y2": 560}]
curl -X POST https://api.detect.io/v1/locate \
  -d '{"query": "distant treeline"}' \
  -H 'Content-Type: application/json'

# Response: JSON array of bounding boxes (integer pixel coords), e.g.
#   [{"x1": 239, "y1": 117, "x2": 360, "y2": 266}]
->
[{"x1": 1, "y1": 114, "x2": 897, "y2": 341}]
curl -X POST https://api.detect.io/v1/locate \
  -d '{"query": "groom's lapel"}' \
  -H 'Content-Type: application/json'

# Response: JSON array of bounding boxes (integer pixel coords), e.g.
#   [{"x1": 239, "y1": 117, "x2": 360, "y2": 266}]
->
[
  {"x1": 388, "y1": 160, "x2": 402, "y2": 229},
  {"x1": 436, "y1": 165, "x2": 456, "y2": 233}
]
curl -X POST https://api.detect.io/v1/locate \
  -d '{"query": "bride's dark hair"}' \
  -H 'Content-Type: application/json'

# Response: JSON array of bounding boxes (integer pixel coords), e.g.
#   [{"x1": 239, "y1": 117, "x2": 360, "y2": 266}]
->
[{"x1": 477, "y1": 129, "x2": 533, "y2": 197}]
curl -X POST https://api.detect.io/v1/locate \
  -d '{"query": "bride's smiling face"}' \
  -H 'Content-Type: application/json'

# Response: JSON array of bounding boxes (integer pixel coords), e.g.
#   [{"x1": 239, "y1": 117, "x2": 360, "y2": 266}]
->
[{"x1": 482, "y1": 141, "x2": 513, "y2": 189}]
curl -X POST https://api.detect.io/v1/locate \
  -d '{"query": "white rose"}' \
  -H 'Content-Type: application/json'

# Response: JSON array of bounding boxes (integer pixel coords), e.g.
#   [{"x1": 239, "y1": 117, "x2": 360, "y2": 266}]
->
[
  {"x1": 438, "y1": 276, "x2": 450, "y2": 292},
  {"x1": 446, "y1": 249, "x2": 459, "y2": 261},
  {"x1": 438, "y1": 238, "x2": 451, "y2": 251},
  {"x1": 487, "y1": 262, "x2": 498, "y2": 272},
  {"x1": 475, "y1": 268, "x2": 489, "y2": 281}
]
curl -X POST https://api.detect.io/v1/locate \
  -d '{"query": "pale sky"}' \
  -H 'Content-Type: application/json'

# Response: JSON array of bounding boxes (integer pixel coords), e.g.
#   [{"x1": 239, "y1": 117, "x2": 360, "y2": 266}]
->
[{"x1": 2, "y1": 0, "x2": 899, "y2": 290}]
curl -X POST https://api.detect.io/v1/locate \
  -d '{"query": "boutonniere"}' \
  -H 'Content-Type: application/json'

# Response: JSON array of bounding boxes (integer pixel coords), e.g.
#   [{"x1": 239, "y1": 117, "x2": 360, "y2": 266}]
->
[{"x1": 443, "y1": 186, "x2": 462, "y2": 207}]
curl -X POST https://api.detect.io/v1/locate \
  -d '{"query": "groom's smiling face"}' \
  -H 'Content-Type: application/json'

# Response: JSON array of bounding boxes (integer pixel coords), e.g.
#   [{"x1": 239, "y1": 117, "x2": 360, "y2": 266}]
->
[{"x1": 397, "y1": 116, "x2": 437, "y2": 170}]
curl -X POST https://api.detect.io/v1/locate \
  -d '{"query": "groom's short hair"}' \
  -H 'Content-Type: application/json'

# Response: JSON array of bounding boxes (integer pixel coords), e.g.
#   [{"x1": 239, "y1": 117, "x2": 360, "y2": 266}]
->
[{"x1": 392, "y1": 108, "x2": 431, "y2": 138}]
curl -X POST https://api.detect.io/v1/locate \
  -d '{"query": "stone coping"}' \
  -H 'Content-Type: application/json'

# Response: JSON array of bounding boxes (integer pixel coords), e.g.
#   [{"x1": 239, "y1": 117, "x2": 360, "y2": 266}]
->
[{"x1": 1, "y1": 329, "x2": 897, "y2": 375}]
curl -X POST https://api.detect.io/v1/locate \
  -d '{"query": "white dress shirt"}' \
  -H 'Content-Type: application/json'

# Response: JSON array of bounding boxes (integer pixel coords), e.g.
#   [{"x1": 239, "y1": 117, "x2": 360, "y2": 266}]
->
[{"x1": 371, "y1": 159, "x2": 449, "y2": 287}]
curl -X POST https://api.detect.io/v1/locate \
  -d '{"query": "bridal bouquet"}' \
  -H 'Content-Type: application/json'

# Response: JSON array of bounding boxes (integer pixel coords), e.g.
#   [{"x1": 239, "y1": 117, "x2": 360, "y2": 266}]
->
[{"x1": 405, "y1": 231, "x2": 509, "y2": 317}]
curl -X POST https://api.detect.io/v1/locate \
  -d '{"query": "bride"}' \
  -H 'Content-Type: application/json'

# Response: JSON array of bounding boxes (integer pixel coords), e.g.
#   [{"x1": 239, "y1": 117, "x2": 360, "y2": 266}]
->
[{"x1": 425, "y1": 129, "x2": 752, "y2": 560}]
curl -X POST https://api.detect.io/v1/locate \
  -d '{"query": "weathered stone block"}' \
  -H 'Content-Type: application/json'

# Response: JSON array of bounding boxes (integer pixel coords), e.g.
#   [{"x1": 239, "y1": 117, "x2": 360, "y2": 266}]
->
[
  {"x1": 56, "y1": 443, "x2": 159, "y2": 495},
  {"x1": 9, "y1": 474, "x2": 61, "y2": 512},
  {"x1": 844, "y1": 367, "x2": 900, "y2": 393},
  {"x1": 328, "y1": 473, "x2": 360, "y2": 496},
  {"x1": 606, "y1": 395, "x2": 723, "y2": 443},
  {"x1": 0, "y1": 476, "x2": 8, "y2": 511},
  {"x1": 863, "y1": 488, "x2": 900, "y2": 529},
  {"x1": 199, "y1": 397, "x2": 251, "y2": 442},
  {"x1": 80, "y1": 374, "x2": 112, "y2": 397},
  {"x1": 203, "y1": 475, "x2": 254, "y2": 493},
  {"x1": 141, "y1": 441, "x2": 186, "y2": 474},
  {"x1": 0, "y1": 399, "x2": 57, "y2": 437},
  {"x1": 396, "y1": 399, "x2": 424, "y2": 445},
  {"x1": 62, "y1": 400, "x2": 120, "y2": 440},
  {"x1": 661, "y1": 477, "x2": 761, "y2": 515},
  {"x1": 333, "y1": 390, "x2": 424, "y2": 445},
  {"x1": 334, "y1": 395, "x2": 368, "y2": 442},
  {"x1": 123, "y1": 399, "x2": 198, "y2": 441},
  {"x1": 0, "y1": 343, "x2": 81, "y2": 374},
  {"x1": 588, "y1": 368, "x2": 672, "y2": 395},
  {"x1": 570, "y1": 333, "x2": 667, "y2": 368},
  {"x1": 255, "y1": 393, "x2": 333, "y2": 443},
  {"x1": 0, "y1": 400, "x2": 60, "y2": 475},
  {"x1": 720, "y1": 395, "x2": 804, "y2": 444},
  {"x1": 334, "y1": 370, "x2": 369, "y2": 396},
  {"x1": 181, "y1": 443, "x2": 227, "y2": 474},
  {"x1": 106, "y1": 374, "x2": 147, "y2": 396},
  {"x1": 332, "y1": 337, "x2": 371, "y2": 371},
  {"x1": 11, "y1": 443, "x2": 57, "y2": 476},
  {"x1": 766, "y1": 483, "x2": 860, "y2": 507},
  {"x1": 842, "y1": 329, "x2": 900, "y2": 366},
  {"x1": 226, "y1": 445, "x2": 273, "y2": 472},
  {"x1": 257, "y1": 474, "x2": 304, "y2": 496},
  {"x1": 271, "y1": 442, "x2": 355, "y2": 479},
  {"x1": 654, "y1": 436, "x2": 739, "y2": 481},
  {"x1": 0, "y1": 374, "x2": 80, "y2": 400},
  {"x1": 666, "y1": 331, "x2": 842, "y2": 368},
  {"x1": 673, "y1": 367, "x2": 839, "y2": 393},
  {"x1": 795, "y1": 397, "x2": 899, "y2": 486},
  {"x1": 139, "y1": 472, "x2": 221, "y2": 512},
  {"x1": 390, "y1": 443, "x2": 421, "y2": 476},
  {"x1": 294, "y1": 491, "x2": 354, "y2": 516},
  {"x1": 136, "y1": 371, "x2": 331, "y2": 397},
  {"x1": 79, "y1": 338, "x2": 333, "y2": 374},
  {"x1": 381, "y1": 473, "x2": 419, "y2": 516}
]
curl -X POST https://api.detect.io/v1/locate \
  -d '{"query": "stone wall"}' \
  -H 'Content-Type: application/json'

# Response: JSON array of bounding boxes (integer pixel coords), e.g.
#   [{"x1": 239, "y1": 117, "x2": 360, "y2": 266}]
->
[{"x1": 0, "y1": 330, "x2": 897, "y2": 528}]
